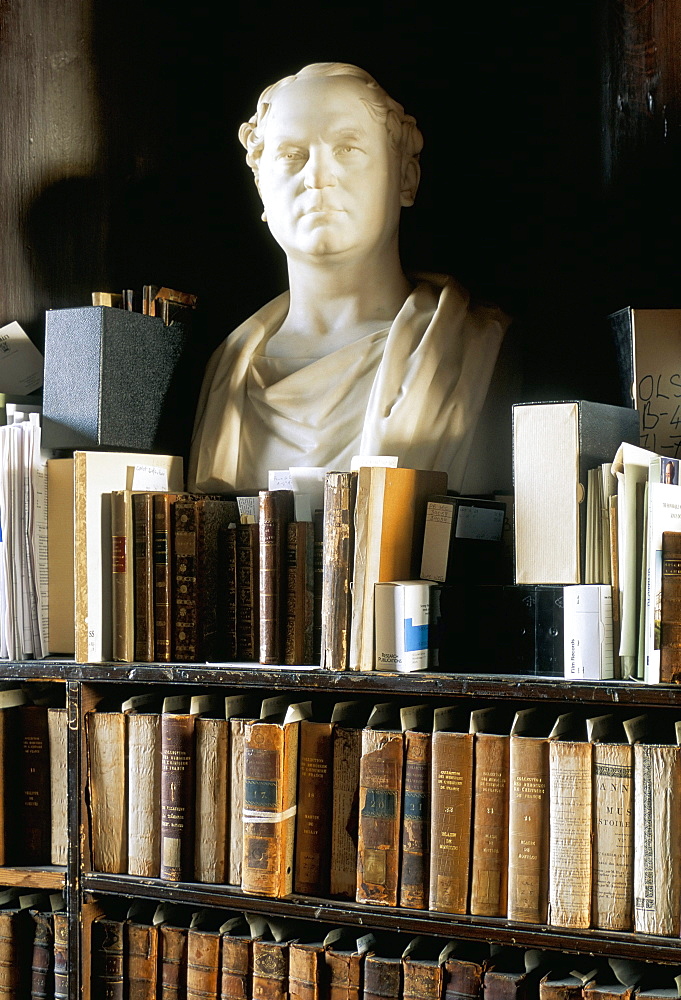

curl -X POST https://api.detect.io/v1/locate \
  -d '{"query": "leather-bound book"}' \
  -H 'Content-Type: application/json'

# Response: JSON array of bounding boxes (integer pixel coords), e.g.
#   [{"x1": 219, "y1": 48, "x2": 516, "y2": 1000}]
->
[
  {"x1": 399, "y1": 705, "x2": 434, "y2": 909},
  {"x1": 507, "y1": 707, "x2": 555, "y2": 924},
  {"x1": 356, "y1": 703, "x2": 404, "y2": 906},
  {"x1": 294, "y1": 707, "x2": 335, "y2": 896},
  {"x1": 312, "y1": 508, "x2": 324, "y2": 664},
  {"x1": 224, "y1": 524, "x2": 238, "y2": 661},
  {"x1": 90, "y1": 913, "x2": 126, "y2": 1000},
  {"x1": 0, "y1": 892, "x2": 32, "y2": 997},
  {"x1": 242, "y1": 700, "x2": 311, "y2": 897},
  {"x1": 111, "y1": 488, "x2": 136, "y2": 662},
  {"x1": 323, "y1": 928, "x2": 375, "y2": 1000},
  {"x1": 483, "y1": 946, "x2": 548, "y2": 1000},
  {"x1": 329, "y1": 701, "x2": 373, "y2": 899},
  {"x1": 193, "y1": 694, "x2": 229, "y2": 884},
  {"x1": 402, "y1": 936, "x2": 456, "y2": 1000},
  {"x1": 0, "y1": 687, "x2": 29, "y2": 865},
  {"x1": 363, "y1": 936, "x2": 404, "y2": 1000},
  {"x1": 53, "y1": 909, "x2": 69, "y2": 1000},
  {"x1": 160, "y1": 695, "x2": 196, "y2": 882},
  {"x1": 154, "y1": 902, "x2": 192, "y2": 1000},
  {"x1": 442, "y1": 940, "x2": 490, "y2": 1000},
  {"x1": 660, "y1": 530, "x2": 681, "y2": 681},
  {"x1": 469, "y1": 706, "x2": 512, "y2": 917},
  {"x1": 288, "y1": 934, "x2": 327, "y2": 1000},
  {"x1": 15, "y1": 703, "x2": 52, "y2": 865},
  {"x1": 47, "y1": 706, "x2": 69, "y2": 866},
  {"x1": 320, "y1": 471, "x2": 357, "y2": 671},
  {"x1": 235, "y1": 522, "x2": 260, "y2": 661},
  {"x1": 125, "y1": 903, "x2": 159, "y2": 1000},
  {"x1": 173, "y1": 496, "x2": 238, "y2": 662},
  {"x1": 219, "y1": 913, "x2": 266, "y2": 1000},
  {"x1": 29, "y1": 905, "x2": 54, "y2": 1000},
  {"x1": 429, "y1": 706, "x2": 474, "y2": 914},
  {"x1": 251, "y1": 917, "x2": 297, "y2": 1000},
  {"x1": 259, "y1": 489, "x2": 295, "y2": 664},
  {"x1": 153, "y1": 491, "x2": 186, "y2": 662},
  {"x1": 87, "y1": 707, "x2": 128, "y2": 873},
  {"x1": 582, "y1": 966, "x2": 639, "y2": 1000},
  {"x1": 285, "y1": 520, "x2": 315, "y2": 665},
  {"x1": 123, "y1": 692, "x2": 163, "y2": 878},
  {"x1": 225, "y1": 694, "x2": 263, "y2": 886},
  {"x1": 186, "y1": 911, "x2": 223, "y2": 1000},
  {"x1": 133, "y1": 491, "x2": 159, "y2": 662}
]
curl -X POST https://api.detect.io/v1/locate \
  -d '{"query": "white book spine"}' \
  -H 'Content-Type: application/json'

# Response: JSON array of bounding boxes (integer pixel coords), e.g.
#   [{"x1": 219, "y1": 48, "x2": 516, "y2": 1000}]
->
[
  {"x1": 563, "y1": 584, "x2": 614, "y2": 679},
  {"x1": 375, "y1": 580, "x2": 432, "y2": 672}
]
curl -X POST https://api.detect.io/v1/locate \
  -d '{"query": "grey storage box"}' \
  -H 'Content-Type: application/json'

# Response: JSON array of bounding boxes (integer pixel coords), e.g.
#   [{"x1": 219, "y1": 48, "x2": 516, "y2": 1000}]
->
[{"x1": 42, "y1": 306, "x2": 197, "y2": 456}]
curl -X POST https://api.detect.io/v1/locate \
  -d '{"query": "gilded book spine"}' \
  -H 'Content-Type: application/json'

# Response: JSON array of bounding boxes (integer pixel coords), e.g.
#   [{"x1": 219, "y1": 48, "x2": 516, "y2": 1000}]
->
[
  {"x1": 236, "y1": 523, "x2": 259, "y2": 661},
  {"x1": 30, "y1": 909, "x2": 54, "y2": 1000},
  {"x1": 90, "y1": 917, "x2": 125, "y2": 1000},
  {"x1": 330, "y1": 724, "x2": 363, "y2": 899},
  {"x1": 259, "y1": 490, "x2": 294, "y2": 665},
  {"x1": 133, "y1": 492, "x2": 156, "y2": 662},
  {"x1": 294, "y1": 719, "x2": 334, "y2": 896},
  {"x1": 53, "y1": 911, "x2": 69, "y2": 1000},
  {"x1": 429, "y1": 731, "x2": 474, "y2": 914},
  {"x1": 400, "y1": 729, "x2": 431, "y2": 909},
  {"x1": 252, "y1": 939, "x2": 289, "y2": 1000},
  {"x1": 591, "y1": 742, "x2": 633, "y2": 931},
  {"x1": 548, "y1": 740, "x2": 592, "y2": 928},
  {"x1": 356, "y1": 728, "x2": 404, "y2": 906},
  {"x1": 284, "y1": 521, "x2": 315, "y2": 666},
  {"x1": 507, "y1": 734, "x2": 550, "y2": 923},
  {"x1": 153, "y1": 492, "x2": 178, "y2": 662},
  {"x1": 174, "y1": 501, "x2": 200, "y2": 662},
  {"x1": 111, "y1": 490, "x2": 133, "y2": 663},
  {"x1": 160, "y1": 712, "x2": 196, "y2": 882}
]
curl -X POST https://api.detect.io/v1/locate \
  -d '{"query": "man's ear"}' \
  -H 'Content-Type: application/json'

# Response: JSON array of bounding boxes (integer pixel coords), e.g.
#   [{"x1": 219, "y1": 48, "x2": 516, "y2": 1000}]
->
[{"x1": 400, "y1": 159, "x2": 420, "y2": 207}]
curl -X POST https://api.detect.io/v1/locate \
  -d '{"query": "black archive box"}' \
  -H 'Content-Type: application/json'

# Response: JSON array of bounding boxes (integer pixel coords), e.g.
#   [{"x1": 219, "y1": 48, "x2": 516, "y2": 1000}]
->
[{"x1": 42, "y1": 306, "x2": 199, "y2": 457}]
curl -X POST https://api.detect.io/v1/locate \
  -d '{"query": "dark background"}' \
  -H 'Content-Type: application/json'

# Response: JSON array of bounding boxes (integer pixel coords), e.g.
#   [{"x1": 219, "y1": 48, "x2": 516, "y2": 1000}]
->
[{"x1": 4, "y1": 0, "x2": 681, "y2": 410}]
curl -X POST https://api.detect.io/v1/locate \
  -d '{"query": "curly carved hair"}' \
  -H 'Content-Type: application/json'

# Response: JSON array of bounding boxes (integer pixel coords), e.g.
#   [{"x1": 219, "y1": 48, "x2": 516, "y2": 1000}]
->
[{"x1": 238, "y1": 62, "x2": 424, "y2": 192}]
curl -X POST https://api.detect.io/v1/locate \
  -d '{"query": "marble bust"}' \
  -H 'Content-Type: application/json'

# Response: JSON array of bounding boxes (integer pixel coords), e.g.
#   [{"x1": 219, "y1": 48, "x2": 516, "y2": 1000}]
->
[{"x1": 188, "y1": 62, "x2": 514, "y2": 495}]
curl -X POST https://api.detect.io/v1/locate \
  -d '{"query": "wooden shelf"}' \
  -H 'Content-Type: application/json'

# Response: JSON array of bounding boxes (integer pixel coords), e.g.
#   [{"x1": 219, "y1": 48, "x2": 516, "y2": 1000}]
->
[{"x1": 0, "y1": 866, "x2": 67, "y2": 891}]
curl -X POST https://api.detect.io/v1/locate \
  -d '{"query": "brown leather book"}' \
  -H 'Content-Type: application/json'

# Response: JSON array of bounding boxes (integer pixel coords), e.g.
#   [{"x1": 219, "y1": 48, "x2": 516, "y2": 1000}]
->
[
  {"x1": 160, "y1": 697, "x2": 196, "y2": 881},
  {"x1": 219, "y1": 913, "x2": 265, "y2": 1000},
  {"x1": 540, "y1": 971, "x2": 596, "y2": 1000},
  {"x1": 187, "y1": 922, "x2": 222, "y2": 1000},
  {"x1": 259, "y1": 489, "x2": 295, "y2": 664},
  {"x1": 320, "y1": 471, "x2": 357, "y2": 671},
  {"x1": 242, "y1": 701, "x2": 310, "y2": 897},
  {"x1": 111, "y1": 488, "x2": 136, "y2": 662},
  {"x1": 225, "y1": 694, "x2": 263, "y2": 886},
  {"x1": 363, "y1": 938, "x2": 404, "y2": 1000},
  {"x1": 294, "y1": 713, "x2": 335, "y2": 896},
  {"x1": 14, "y1": 703, "x2": 52, "y2": 866},
  {"x1": 224, "y1": 524, "x2": 238, "y2": 661},
  {"x1": 159, "y1": 922, "x2": 189, "y2": 1000},
  {"x1": 399, "y1": 706, "x2": 433, "y2": 909},
  {"x1": 133, "y1": 491, "x2": 157, "y2": 662},
  {"x1": 193, "y1": 696, "x2": 229, "y2": 884},
  {"x1": 483, "y1": 946, "x2": 547, "y2": 1000},
  {"x1": 126, "y1": 913, "x2": 159, "y2": 999},
  {"x1": 323, "y1": 928, "x2": 374, "y2": 1000},
  {"x1": 660, "y1": 530, "x2": 681, "y2": 681},
  {"x1": 90, "y1": 914, "x2": 126, "y2": 1000},
  {"x1": 507, "y1": 707, "x2": 555, "y2": 924},
  {"x1": 285, "y1": 520, "x2": 315, "y2": 665},
  {"x1": 356, "y1": 704, "x2": 404, "y2": 906},
  {"x1": 0, "y1": 687, "x2": 29, "y2": 865},
  {"x1": 251, "y1": 918, "x2": 294, "y2": 1000},
  {"x1": 402, "y1": 936, "x2": 455, "y2": 1000},
  {"x1": 312, "y1": 508, "x2": 324, "y2": 664},
  {"x1": 174, "y1": 496, "x2": 239, "y2": 662},
  {"x1": 236, "y1": 522, "x2": 260, "y2": 661},
  {"x1": 289, "y1": 936, "x2": 327, "y2": 1000},
  {"x1": 0, "y1": 896, "x2": 33, "y2": 997},
  {"x1": 53, "y1": 909, "x2": 69, "y2": 1000},
  {"x1": 30, "y1": 906, "x2": 54, "y2": 1000},
  {"x1": 153, "y1": 491, "x2": 185, "y2": 662},
  {"x1": 429, "y1": 706, "x2": 474, "y2": 914},
  {"x1": 442, "y1": 940, "x2": 489, "y2": 1000},
  {"x1": 469, "y1": 707, "x2": 512, "y2": 917},
  {"x1": 329, "y1": 701, "x2": 373, "y2": 899}
]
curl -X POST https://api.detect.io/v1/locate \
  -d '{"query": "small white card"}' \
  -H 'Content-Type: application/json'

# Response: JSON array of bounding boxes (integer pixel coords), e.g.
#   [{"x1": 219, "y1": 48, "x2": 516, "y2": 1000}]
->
[
  {"x1": 350, "y1": 454, "x2": 398, "y2": 471},
  {"x1": 268, "y1": 469, "x2": 294, "y2": 490},
  {"x1": 0, "y1": 322, "x2": 44, "y2": 394},
  {"x1": 129, "y1": 464, "x2": 170, "y2": 491}
]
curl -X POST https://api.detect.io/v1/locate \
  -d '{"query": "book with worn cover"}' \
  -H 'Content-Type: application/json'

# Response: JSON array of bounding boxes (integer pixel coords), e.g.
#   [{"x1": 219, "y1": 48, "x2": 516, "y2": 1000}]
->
[
  {"x1": 124, "y1": 692, "x2": 163, "y2": 878},
  {"x1": 111, "y1": 488, "x2": 137, "y2": 663},
  {"x1": 402, "y1": 936, "x2": 457, "y2": 1000},
  {"x1": 288, "y1": 933, "x2": 327, "y2": 1000},
  {"x1": 226, "y1": 694, "x2": 264, "y2": 886},
  {"x1": 125, "y1": 901, "x2": 160, "y2": 1000},
  {"x1": 259, "y1": 489, "x2": 295, "y2": 665},
  {"x1": 86, "y1": 707, "x2": 127, "y2": 873},
  {"x1": 236, "y1": 522, "x2": 260, "y2": 661},
  {"x1": 320, "y1": 470, "x2": 357, "y2": 671},
  {"x1": 285, "y1": 520, "x2": 315, "y2": 666},
  {"x1": 152, "y1": 491, "x2": 188, "y2": 662},
  {"x1": 512, "y1": 400, "x2": 639, "y2": 584},
  {"x1": 193, "y1": 694, "x2": 229, "y2": 884},
  {"x1": 186, "y1": 910, "x2": 223, "y2": 1000},
  {"x1": 132, "y1": 491, "x2": 159, "y2": 662},
  {"x1": 484, "y1": 946, "x2": 550, "y2": 1000},
  {"x1": 660, "y1": 530, "x2": 681, "y2": 682},
  {"x1": 329, "y1": 700, "x2": 374, "y2": 900},
  {"x1": 324, "y1": 927, "x2": 375, "y2": 1000},
  {"x1": 399, "y1": 705, "x2": 433, "y2": 909},
  {"x1": 154, "y1": 902, "x2": 192, "y2": 1000},
  {"x1": 53, "y1": 908, "x2": 69, "y2": 1000},
  {"x1": 219, "y1": 913, "x2": 267, "y2": 1000},
  {"x1": 644, "y1": 455, "x2": 681, "y2": 683},
  {"x1": 47, "y1": 706, "x2": 68, "y2": 867},
  {"x1": 442, "y1": 940, "x2": 490, "y2": 1000},
  {"x1": 160, "y1": 695, "x2": 196, "y2": 882},
  {"x1": 350, "y1": 465, "x2": 448, "y2": 671},
  {"x1": 294, "y1": 706, "x2": 335, "y2": 896},
  {"x1": 363, "y1": 935, "x2": 404, "y2": 1000},
  {"x1": 251, "y1": 916, "x2": 298, "y2": 1000},
  {"x1": 90, "y1": 911, "x2": 126, "y2": 1000},
  {"x1": 29, "y1": 903, "x2": 55, "y2": 1000}
]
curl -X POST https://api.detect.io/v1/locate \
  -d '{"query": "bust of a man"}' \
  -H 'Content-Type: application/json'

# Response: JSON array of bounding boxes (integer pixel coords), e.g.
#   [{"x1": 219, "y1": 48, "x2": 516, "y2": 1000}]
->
[{"x1": 188, "y1": 62, "x2": 513, "y2": 494}]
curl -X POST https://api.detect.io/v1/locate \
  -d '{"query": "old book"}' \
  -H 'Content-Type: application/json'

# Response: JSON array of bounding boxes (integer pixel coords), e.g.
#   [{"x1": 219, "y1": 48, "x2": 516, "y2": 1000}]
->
[
  {"x1": 160, "y1": 695, "x2": 196, "y2": 882},
  {"x1": 47, "y1": 705, "x2": 68, "y2": 866},
  {"x1": 74, "y1": 449, "x2": 184, "y2": 662},
  {"x1": 428, "y1": 705, "x2": 474, "y2": 914},
  {"x1": 312, "y1": 508, "x2": 324, "y2": 664},
  {"x1": 356, "y1": 702, "x2": 404, "y2": 906},
  {"x1": 0, "y1": 891, "x2": 33, "y2": 998},
  {"x1": 242, "y1": 700, "x2": 311, "y2": 897},
  {"x1": 46, "y1": 456, "x2": 75, "y2": 655},
  {"x1": 259, "y1": 489, "x2": 295, "y2": 664},
  {"x1": 193, "y1": 694, "x2": 229, "y2": 884},
  {"x1": 111, "y1": 488, "x2": 136, "y2": 662},
  {"x1": 469, "y1": 706, "x2": 512, "y2": 917},
  {"x1": 402, "y1": 936, "x2": 456, "y2": 1000},
  {"x1": 582, "y1": 965, "x2": 639, "y2": 1000},
  {"x1": 294, "y1": 707, "x2": 335, "y2": 896},
  {"x1": 320, "y1": 470, "x2": 357, "y2": 671},
  {"x1": 512, "y1": 400, "x2": 639, "y2": 584},
  {"x1": 251, "y1": 917, "x2": 296, "y2": 1000},
  {"x1": 484, "y1": 946, "x2": 549, "y2": 1000},
  {"x1": 125, "y1": 902, "x2": 159, "y2": 1000},
  {"x1": 152, "y1": 491, "x2": 187, "y2": 662},
  {"x1": 323, "y1": 927, "x2": 375, "y2": 1000},
  {"x1": 124, "y1": 693, "x2": 163, "y2": 878},
  {"x1": 224, "y1": 524, "x2": 238, "y2": 661},
  {"x1": 419, "y1": 494, "x2": 507, "y2": 585},
  {"x1": 174, "y1": 496, "x2": 238, "y2": 662},
  {"x1": 87, "y1": 707, "x2": 127, "y2": 873},
  {"x1": 588, "y1": 714, "x2": 634, "y2": 932},
  {"x1": 507, "y1": 706, "x2": 555, "y2": 924},
  {"x1": 659, "y1": 529, "x2": 681, "y2": 682},
  {"x1": 154, "y1": 902, "x2": 191, "y2": 1000},
  {"x1": 288, "y1": 934, "x2": 326, "y2": 1000},
  {"x1": 624, "y1": 713, "x2": 681, "y2": 936},
  {"x1": 0, "y1": 687, "x2": 29, "y2": 865},
  {"x1": 13, "y1": 703, "x2": 52, "y2": 866},
  {"x1": 226, "y1": 694, "x2": 264, "y2": 886},
  {"x1": 285, "y1": 520, "x2": 315, "y2": 665},
  {"x1": 53, "y1": 909, "x2": 68, "y2": 1000},
  {"x1": 186, "y1": 910, "x2": 223, "y2": 1000},
  {"x1": 539, "y1": 969, "x2": 598, "y2": 1000},
  {"x1": 363, "y1": 936, "x2": 404, "y2": 1000},
  {"x1": 399, "y1": 705, "x2": 433, "y2": 909},
  {"x1": 350, "y1": 465, "x2": 448, "y2": 671},
  {"x1": 374, "y1": 580, "x2": 435, "y2": 673},
  {"x1": 219, "y1": 913, "x2": 266, "y2": 1000},
  {"x1": 547, "y1": 712, "x2": 592, "y2": 928},
  {"x1": 132, "y1": 491, "x2": 159, "y2": 662},
  {"x1": 643, "y1": 455, "x2": 681, "y2": 683},
  {"x1": 235, "y1": 521, "x2": 260, "y2": 661},
  {"x1": 90, "y1": 912, "x2": 126, "y2": 1000},
  {"x1": 29, "y1": 904, "x2": 54, "y2": 1000},
  {"x1": 442, "y1": 940, "x2": 490, "y2": 1000},
  {"x1": 329, "y1": 700, "x2": 373, "y2": 900}
]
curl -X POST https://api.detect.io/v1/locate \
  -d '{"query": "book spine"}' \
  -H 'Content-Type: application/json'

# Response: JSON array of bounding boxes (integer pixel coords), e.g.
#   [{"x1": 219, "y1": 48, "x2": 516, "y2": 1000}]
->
[
  {"x1": 285, "y1": 521, "x2": 315, "y2": 666},
  {"x1": 127, "y1": 713, "x2": 161, "y2": 877},
  {"x1": 507, "y1": 735, "x2": 550, "y2": 923},
  {"x1": 153, "y1": 492, "x2": 175, "y2": 662},
  {"x1": 90, "y1": 917, "x2": 125, "y2": 1000},
  {"x1": 159, "y1": 924, "x2": 188, "y2": 1000},
  {"x1": 53, "y1": 911, "x2": 68, "y2": 1000},
  {"x1": 289, "y1": 942, "x2": 324, "y2": 1000},
  {"x1": 633, "y1": 743, "x2": 681, "y2": 935},
  {"x1": 17, "y1": 705, "x2": 52, "y2": 865},
  {"x1": 356, "y1": 728, "x2": 404, "y2": 906},
  {"x1": 47, "y1": 706, "x2": 69, "y2": 866},
  {"x1": 111, "y1": 490, "x2": 134, "y2": 662},
  {"x1": 133, "y1": 492, "x2": 155, "y2": 662},
  {"x1": 30, "y1": 909, "x2": 54, "y2": 1000},
  {"x1": 236, "y1": 523, "x2": 260, "y2": 661},
  {"x1": 126, "y1": 921, "x2": 159, "y2": 999},
  {"x1": 242, "y1": 719, "x2": 298, "y2": 897},
  {"x1": 591, "y1": 741, "x2": 633, "y2": 931},
  {"x1": 228, "y1": 718, "x2": 248, "y2": 885},
  {"x1": 363, "y1": 955, "x2": 402, "y2": 1000},
  {"x1": 660, "y1": 530, "x2": 681, "y2": 682},
  {"x1": 174, "y1": 500, "x2": 200, "y2": 662},
  {"x1": 400, "y1": 728, "x2": 431, "y2": 909},
  {"x1": 186, "y1": 929, "x2": 221, "y2": 1000},
  {"x1": 252, "y1": 939, "x2": 288, "y2": 1000},
  {"x1": 320, "y1": 471, "x2": 357, "y2": 671},
  {"x1": 403, "y1": 958, "x2": 445, "y2": 1000},
  {"x1": 312, "y1": 508, "x2": 324, "y2": 665},
  {"x1": 194, "y1": 717, "x2": 229, "y2": 883},
  {"x1": 469, "y1": 732, "x2": 510, "y2": 916},
  {"x1": 442, "y1": 958, "x2": 485, "y2": 1000},
  {"x1": 548, "y1": 740, "x2": 592, "y2": 928},
  {"x1": 294, "y1": 719, "x2": 334, "y2": 895},
  {"x1": 330, "y1": 724, "x2": 362, "y2": 899},
  {"x1": 325, "y1": 949, "x2": 363, "y2": 1000},
  {"x1": 224, "y1": 524, "x2": 238, "y2": 661},
  {"x1": 429, "y1": 731, "x2": 474, "y2": 914},
  {"x1": 160, "y1": 713, "x2": 196, "y2": 881},
  {"x1": 259, "y1": 490, "x2": 294, "y2": 665},
  {"x1": 220, "y1": 935, "x2": 251, "y2": 1000}
]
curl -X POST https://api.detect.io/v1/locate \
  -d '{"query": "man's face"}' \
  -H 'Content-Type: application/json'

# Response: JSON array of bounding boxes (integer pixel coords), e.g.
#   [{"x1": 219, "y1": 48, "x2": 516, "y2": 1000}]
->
[{"x1": 257, "y1": 75, "x2": 403, "y2": 264}]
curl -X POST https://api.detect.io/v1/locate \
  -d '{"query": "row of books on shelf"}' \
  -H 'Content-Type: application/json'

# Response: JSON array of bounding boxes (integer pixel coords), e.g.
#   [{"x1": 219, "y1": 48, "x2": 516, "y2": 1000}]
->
[
  {"x1": 85, "y1": 690, "x2": 681, "y2": 937},
  {"x1": 0, "y1": 889, "x2": 67, "y2": 999},
  {"x1": 89, "y1": 900, "x2": 681, "y2": 1000}
]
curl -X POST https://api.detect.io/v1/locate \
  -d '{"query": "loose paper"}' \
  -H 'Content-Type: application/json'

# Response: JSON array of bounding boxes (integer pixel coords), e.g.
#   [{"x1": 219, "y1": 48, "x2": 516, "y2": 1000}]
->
[{"x1": 0, "y1": 322, "x2": 44, "y2": 394}]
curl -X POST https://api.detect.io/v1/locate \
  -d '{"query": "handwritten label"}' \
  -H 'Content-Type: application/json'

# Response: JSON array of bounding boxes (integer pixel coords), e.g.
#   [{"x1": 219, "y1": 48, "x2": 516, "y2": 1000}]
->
[{"x1": 130, "y1": 464, "x2": 169, "y2": 491}]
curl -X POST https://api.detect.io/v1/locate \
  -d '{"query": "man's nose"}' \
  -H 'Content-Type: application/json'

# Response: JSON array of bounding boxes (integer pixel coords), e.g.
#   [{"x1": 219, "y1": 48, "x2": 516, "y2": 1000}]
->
[{"x1": 303, "y1": 146, "x2": 337, "y2": 188}]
